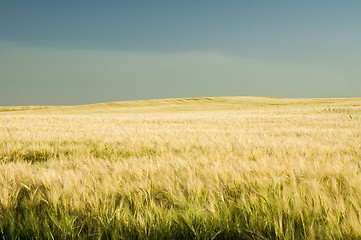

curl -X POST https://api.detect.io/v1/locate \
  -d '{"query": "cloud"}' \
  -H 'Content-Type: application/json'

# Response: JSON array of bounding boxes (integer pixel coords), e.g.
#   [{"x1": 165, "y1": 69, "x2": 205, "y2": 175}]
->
[{"x1": 0, "y1": 42, "x2": 358, "y2": 105}]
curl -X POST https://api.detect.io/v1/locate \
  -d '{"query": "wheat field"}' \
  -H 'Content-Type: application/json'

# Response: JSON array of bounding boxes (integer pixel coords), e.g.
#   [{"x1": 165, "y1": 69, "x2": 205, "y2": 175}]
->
[{"x1": 0, "y1": 97, "x2": 361, "y2": 239}]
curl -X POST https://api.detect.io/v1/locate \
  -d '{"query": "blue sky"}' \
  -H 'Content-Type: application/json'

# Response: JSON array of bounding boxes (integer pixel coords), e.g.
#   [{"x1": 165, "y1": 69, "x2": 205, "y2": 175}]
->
[{"x1": 1, "y1": 1, "x2": 361, "y2": 105}]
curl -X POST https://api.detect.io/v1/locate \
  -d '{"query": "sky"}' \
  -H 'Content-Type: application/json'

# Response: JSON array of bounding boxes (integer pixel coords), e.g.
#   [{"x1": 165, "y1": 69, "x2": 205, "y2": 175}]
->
[{"x1": 1, "y1": 1, "x2": 361, "y2": 106}]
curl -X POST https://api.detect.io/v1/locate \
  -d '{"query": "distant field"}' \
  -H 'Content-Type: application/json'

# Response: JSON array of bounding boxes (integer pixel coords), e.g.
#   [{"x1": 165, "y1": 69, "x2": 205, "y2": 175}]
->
[{"x1": 1, "y1": 97, "x2": 361, "y2": 239}]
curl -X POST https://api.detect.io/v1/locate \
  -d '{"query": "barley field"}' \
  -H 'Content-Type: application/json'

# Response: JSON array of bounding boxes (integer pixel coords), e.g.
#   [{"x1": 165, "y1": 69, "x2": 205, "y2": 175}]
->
[{"x1": 0, "y1": 97, "x2": 361, "y2": 239}]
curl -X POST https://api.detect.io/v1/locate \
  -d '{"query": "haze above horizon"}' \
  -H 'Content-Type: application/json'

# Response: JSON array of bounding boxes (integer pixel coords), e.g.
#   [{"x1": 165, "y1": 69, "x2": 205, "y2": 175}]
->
[{"x1": 1, "y1": 1, "x2": 361, "y2": 106}]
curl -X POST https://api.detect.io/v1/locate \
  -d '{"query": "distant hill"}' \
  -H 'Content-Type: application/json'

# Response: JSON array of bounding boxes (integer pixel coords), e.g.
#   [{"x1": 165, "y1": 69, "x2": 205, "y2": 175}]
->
[{"x1": 1, "y1": 96, "x2": 360, "y2": 114}]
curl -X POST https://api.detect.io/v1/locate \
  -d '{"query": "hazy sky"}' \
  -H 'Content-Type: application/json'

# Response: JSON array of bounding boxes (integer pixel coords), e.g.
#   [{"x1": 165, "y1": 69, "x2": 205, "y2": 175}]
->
[{"x1": 1, "y1": 1, "x2": 361, "y2": 105}]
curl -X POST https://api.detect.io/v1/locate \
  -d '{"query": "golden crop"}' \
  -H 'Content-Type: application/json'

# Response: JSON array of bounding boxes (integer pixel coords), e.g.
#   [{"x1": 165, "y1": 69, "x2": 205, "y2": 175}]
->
[{"x1": 0, "y1": 97, "x2": 360, "y2": 239}]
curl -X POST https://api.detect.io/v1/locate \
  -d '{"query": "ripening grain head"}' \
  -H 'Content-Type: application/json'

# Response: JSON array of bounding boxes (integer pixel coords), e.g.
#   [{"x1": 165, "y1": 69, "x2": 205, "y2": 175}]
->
[{"x1": 0, "y1": 97, "x2": 360, "y2": 239}]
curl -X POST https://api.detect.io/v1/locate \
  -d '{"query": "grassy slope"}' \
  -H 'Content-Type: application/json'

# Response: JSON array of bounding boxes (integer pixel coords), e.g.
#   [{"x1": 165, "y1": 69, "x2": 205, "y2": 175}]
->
[
  {"x1": 1, "y1": 96, "x2": 360, "y2": 113},
  {"x1": 0, "y1": 97, "x2": 361, "y2": 239}
]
